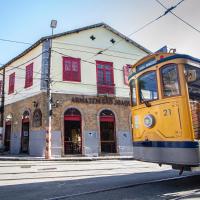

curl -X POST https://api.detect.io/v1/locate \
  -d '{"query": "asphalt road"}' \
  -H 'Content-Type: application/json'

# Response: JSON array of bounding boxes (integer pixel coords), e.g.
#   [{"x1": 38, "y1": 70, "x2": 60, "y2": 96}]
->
[{"x1": 0, "y1": 160, "x2": 198, "y2": 200}]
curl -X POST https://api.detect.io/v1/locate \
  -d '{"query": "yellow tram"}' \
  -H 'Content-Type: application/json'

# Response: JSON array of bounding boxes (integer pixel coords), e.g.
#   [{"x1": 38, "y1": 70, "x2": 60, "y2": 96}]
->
[{"x1": 128, "y1": 52, "x2": 200, "y2": 171}]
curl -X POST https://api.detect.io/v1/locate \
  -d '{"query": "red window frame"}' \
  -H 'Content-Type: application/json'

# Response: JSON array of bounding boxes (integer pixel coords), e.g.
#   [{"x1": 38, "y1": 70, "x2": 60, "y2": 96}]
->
[
  {"x1": 96, "y1": 60, "x2": 114, "y2": 94},
  {"x1": 0, "y1": 80, "x2": 2, "y2": 96},
  {"x1": 63, "y1": 57, "x2": 81, "y2": 82},
  {"x1": 8, "y1": 73, "x2": 15, "y2": 94},
  {"x1": 25, "y1": 63, "x2": 33, "y2": 88}
]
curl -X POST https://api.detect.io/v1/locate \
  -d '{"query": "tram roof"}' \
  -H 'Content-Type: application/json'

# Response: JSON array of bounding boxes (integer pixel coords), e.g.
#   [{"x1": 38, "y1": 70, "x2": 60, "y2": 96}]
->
[{"x1": 128, "y1": 53, "x2": 200, "y2": 81}]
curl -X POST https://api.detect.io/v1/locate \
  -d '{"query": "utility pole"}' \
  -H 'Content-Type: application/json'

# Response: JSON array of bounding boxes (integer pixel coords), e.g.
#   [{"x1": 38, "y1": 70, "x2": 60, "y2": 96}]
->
[
  {"x1": 0, "y1": 67, "x2": 5, "y2": 150},
  {"x1": 45, "y1": 20, "x2": 57, "y2": 159}
]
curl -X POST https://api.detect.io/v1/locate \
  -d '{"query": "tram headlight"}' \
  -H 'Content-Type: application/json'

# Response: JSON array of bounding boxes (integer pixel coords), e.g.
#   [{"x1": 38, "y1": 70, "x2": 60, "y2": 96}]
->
[{"x1": 144, "y1": 114, "x2": 155, "y2": 128}]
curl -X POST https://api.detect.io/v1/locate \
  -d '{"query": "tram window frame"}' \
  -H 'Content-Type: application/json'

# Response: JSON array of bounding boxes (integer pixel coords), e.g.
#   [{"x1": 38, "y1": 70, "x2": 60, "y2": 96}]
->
[
  {"x1": 129, "y1": 79, "x2": 137, "y2": 106},
  {"x1": 160, "y1": 64, "x2": 181, "y2": 98},
  {"x1": 138, "y1": 70, "x2": 159, "y2": 104}
]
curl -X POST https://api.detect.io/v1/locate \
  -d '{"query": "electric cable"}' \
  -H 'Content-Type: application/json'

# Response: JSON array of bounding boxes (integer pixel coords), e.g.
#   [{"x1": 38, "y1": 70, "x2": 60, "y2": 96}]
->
[
  {"x1": 155, "y1": 0, "x2": 200, "y2": 34},
  {"x1": 86, "y1": 0, "x2": 186, "y2": 61}
]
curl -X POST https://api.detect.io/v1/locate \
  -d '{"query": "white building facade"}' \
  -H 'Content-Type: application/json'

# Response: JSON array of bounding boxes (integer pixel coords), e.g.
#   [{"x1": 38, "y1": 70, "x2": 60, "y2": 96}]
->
[{"x1": 1, "y1": 23, "x2": 149, "y2": 157}]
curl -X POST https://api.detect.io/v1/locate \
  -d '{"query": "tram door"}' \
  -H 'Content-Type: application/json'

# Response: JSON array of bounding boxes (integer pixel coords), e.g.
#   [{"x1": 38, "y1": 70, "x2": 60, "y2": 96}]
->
[
  {"x1": 100, "y1": 110, "x2": 116, "y2": 154},
  {"x1": 64, "y1": 108, "x2": 82, "y2": 155},
  {"x1": 4, "y1": 122, "x2": 11, "y2": 151}
]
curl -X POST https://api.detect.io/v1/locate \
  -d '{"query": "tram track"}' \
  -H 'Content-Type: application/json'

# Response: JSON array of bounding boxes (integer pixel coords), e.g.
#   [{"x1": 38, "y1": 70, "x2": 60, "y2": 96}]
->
[
  {"x1": 0, "y1": 166, "x2": 146, "y2": 175},
  {"x1": 43, "y1": 174, "x2": 198, "y2": 200},
  {"x1": 0, "y1": 161, "x2": 138, "y2": 168},
  {"x1": 0, "y1": 171, "x2": 151, "y2": 182}
]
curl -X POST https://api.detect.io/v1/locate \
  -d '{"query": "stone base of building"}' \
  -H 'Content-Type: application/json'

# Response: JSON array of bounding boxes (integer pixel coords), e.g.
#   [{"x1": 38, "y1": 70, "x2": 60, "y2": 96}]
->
[{"x1": 3, "y1": 93, "x2": 133, "y2": 158}]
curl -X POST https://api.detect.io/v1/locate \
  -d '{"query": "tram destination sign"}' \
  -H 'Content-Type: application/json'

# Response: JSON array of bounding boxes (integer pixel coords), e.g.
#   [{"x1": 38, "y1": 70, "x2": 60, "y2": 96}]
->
[
  {"x1": 136, "y1": 58, "x2": 157, "y2": 72},
  {"x1": 72, "y1": 97, "x2": 130, "y2": 106}
]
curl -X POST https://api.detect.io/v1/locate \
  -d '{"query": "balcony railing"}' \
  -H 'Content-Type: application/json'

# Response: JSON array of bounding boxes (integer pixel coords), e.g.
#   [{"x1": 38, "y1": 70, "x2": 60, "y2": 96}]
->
[{"x1": 97, "y1": 83, "x2": 115, "y2": 95}]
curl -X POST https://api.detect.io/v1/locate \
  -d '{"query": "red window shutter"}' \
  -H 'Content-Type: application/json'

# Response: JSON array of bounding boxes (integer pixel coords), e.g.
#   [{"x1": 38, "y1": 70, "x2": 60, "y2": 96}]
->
[
  {"x1": 123, "y1": 65, "x2": 131, "y2": 85},
  {"x1": 0, "y1": 80, "x2": 2, "y2": 96},
  {"x1": 8, "y1": 73, "x2": 15, "y2": 94},
  {"x1": 25, "y1": 63, "x2": 33, "y2": 88},
  {"x1": 63, "y1": 57, "x2": 81, "y2": 82}
]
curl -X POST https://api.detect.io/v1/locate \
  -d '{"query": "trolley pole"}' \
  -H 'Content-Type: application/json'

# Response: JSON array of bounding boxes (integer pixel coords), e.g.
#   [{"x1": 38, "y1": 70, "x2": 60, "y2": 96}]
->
[
  {"x1": 45, "y1": 20, "x2": 57, "y2": 159},
  {"x1": 0, "y1": 67, "x2": 5, "y2": 150}
]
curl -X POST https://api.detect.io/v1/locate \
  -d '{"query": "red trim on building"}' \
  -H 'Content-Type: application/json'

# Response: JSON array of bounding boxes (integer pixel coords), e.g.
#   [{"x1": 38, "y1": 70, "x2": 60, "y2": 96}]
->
[
  {"x1": 100, "y1": 116, "x2": 115, "y2": 122},
  {"x1": 8, "y1": 72, "x2": 15, "y2": 94},
  {"x1": 63, "y1": 57, "x2": 81, "y2": 82},
  {"x1": 64, "y1": 115, "x2": 81, "y2": 121},
  {"x1": 25, "y1": 63, "x2": 33, "y2": 88},
  {"x1": 22, "y1": 118, "x2": 29, "y2": 123},
  {"x1": 6, "y1": 121, "x2": 11, "y2": 125}
]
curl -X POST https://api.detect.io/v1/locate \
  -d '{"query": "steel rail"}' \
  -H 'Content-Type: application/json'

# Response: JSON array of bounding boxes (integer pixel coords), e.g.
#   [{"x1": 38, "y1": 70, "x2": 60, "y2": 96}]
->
[{"x1": 43, "y1": 174, "x2": 198, "y2": 200}]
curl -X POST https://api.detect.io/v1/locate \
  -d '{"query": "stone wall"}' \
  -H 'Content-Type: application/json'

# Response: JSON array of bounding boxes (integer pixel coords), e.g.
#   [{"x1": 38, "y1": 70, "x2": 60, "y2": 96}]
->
[
  {"x1": 4, "y1": 92, "x2": 47, "y2": 156},
  {"x1": 51, "y1": 93, "x2": 133, "y2": 156},
  {"x1": 3, "y1": 92, "x2": 133, "y2": 157}
]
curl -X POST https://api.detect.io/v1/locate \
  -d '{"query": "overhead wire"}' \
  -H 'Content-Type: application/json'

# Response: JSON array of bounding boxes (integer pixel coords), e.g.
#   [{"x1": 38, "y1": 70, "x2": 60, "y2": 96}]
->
[
  {"x1": 5, "y1": 50, "x2": 47, "y2": 74},
  {"x1": 51, "y1": 50, "x2": 126, "y2": 72},
  {"x1": 155, "y1": 0, "x2": 200, "y2": 34},
  {"x1": 0, "y1": 38, "x2": 32, "y2": 45},
  {"x1": 53, "y1": 41, "x2": 143, "y2": 57},
  {"x1": 85, "y1": 0, "x2": 186, "y2": 61},
  {"x1": 52, "y1": 46, "x2": 138, "y2": 61}
]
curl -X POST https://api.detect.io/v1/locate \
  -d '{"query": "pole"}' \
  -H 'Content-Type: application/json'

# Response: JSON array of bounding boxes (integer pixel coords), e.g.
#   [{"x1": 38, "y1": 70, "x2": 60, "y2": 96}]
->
[
  {"x1": 45, "y1": 31, "x2": 53, "y2": 159},
  {"x1": 0, "y1": 67, "x2": 5, "y2": 149}
]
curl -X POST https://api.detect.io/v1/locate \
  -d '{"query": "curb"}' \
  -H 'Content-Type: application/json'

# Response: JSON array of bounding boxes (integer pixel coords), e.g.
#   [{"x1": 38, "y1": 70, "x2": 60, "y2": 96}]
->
[{"x1": 0, "y1": 156, "x2": 134, "y2": 161}]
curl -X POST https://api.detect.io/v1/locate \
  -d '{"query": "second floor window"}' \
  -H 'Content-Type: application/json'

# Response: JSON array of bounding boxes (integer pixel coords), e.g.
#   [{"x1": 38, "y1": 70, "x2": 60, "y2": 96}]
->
[
  {"x1": 25, "y1": 63, "x2": 33, "y2": 88},
  {"x1": 8, "y1": 73, "x2": 15, "y2": 94},
  {"x1": 96, "y1": 61, "x2": 114, "y2": 86},
  {"x1": 63, "y1": 57, "x2": 81, "y2": 82}
]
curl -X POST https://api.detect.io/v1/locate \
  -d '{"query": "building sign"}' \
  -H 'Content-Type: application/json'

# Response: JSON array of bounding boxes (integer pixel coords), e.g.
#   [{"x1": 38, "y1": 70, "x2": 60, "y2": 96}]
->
[
  {"x1": 136, "y1": 58, "x2": 157, "y2": 72},
  {"x1": 123, "y1": 65, "x2": 132, "y2": 85},
  {"x1": 72, "y1": 97, "x2": 130, "y2": 106}
]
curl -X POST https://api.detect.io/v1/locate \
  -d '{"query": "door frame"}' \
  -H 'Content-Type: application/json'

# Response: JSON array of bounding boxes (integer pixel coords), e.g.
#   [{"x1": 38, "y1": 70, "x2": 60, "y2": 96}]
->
[
  {"x1": 64, "y1": 115, "x2": 82, "y2": 155},
  {"x1": 4, "y1": 121, "x2": 11, "y2": 151},
  {"x1": 99, "y1": 111, "x2": 117, "y2": 154},
  {"x1": 21, "y1": 119, "x2": 30, "y2": 154}
]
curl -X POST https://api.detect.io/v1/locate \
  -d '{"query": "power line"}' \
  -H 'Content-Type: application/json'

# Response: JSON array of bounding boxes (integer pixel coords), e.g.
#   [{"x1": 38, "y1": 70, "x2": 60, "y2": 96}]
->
[
  {"x1": 0, "y1": 38, "x2": 32, "y2": 45},
  {"x1": 5, "y1": 51, "x2": 47, "y2": 74},
  {"x1": 53, "y1": 41, "x2": 143, "y2": 57},
  {"x1": 155, "y1": 0, "x2": 200, "y2": 34},
  {"x1": 52, "y1": 46, "x2": 138, "y2": 61},
  {"x1": 51, "y1": 50, "x2": 126, "y2": 72},
  {"x1": 86, "y1": 0, "x2": 186, "y2": 61}
]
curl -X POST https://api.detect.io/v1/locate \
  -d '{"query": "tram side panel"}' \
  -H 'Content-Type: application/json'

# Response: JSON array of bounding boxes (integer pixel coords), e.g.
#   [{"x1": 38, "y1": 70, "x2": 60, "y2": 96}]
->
[{"x1": 132, "y1": 64, "x2": 199, "y2": 166}]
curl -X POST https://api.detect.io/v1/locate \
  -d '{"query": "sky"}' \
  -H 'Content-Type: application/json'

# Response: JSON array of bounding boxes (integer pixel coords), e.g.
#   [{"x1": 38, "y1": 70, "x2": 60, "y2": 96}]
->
[{"x1": 0, "y1": 0, "x2": 200, "y2": 65}]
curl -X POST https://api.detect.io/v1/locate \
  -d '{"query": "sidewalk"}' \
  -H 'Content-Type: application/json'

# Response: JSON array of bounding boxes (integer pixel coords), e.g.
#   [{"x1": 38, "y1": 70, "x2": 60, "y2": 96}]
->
[{"x1": 0, "y1": 154, "x2": 134, "y2": 161}]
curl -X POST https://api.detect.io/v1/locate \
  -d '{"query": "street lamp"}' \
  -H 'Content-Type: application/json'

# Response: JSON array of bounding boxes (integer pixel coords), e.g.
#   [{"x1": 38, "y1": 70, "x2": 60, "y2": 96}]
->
[
  {"x1": 45, "y1": 20, "x2": 57, "y2": 159},
  {"x1": 50, "y1": 20, "x2": 57, "y2": 34}
]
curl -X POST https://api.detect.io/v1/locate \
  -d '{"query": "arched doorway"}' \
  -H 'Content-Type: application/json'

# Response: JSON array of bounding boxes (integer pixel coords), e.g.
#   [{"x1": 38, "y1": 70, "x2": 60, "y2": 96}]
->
[
  {"x1": 100, "y1": 110, "x2": 116, "y2": 154},
  {"x1": 64, "y1": 108, "x2": 82, "y2": 155},
  {"x1": 4, "y1": 114, "x2": 12, "y2": 152},
  {"x1": 21, "y1": 111, "x2": 30, "y2": 154}
]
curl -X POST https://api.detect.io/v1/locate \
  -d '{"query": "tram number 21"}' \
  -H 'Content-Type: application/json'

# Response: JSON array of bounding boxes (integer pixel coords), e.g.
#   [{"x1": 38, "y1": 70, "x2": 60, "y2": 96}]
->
[{"x1": 163, "y1": 109, "x2": 172, "y2": 116}]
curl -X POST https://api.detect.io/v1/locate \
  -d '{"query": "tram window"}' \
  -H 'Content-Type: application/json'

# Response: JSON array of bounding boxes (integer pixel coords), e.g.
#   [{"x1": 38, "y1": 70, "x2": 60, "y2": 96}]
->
[
  {"x1": 161, "y1": 64, "x2": 180, "y2": 97},
  {"x1": 138, "y1": 71, "x2": 158, "y2": 102},
  {"x1": 185, "y1": 65, "x2": 200, "y2": 100},
  {"x1": 130, "y1": 79, "x2": 137, "y2": 106}
]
